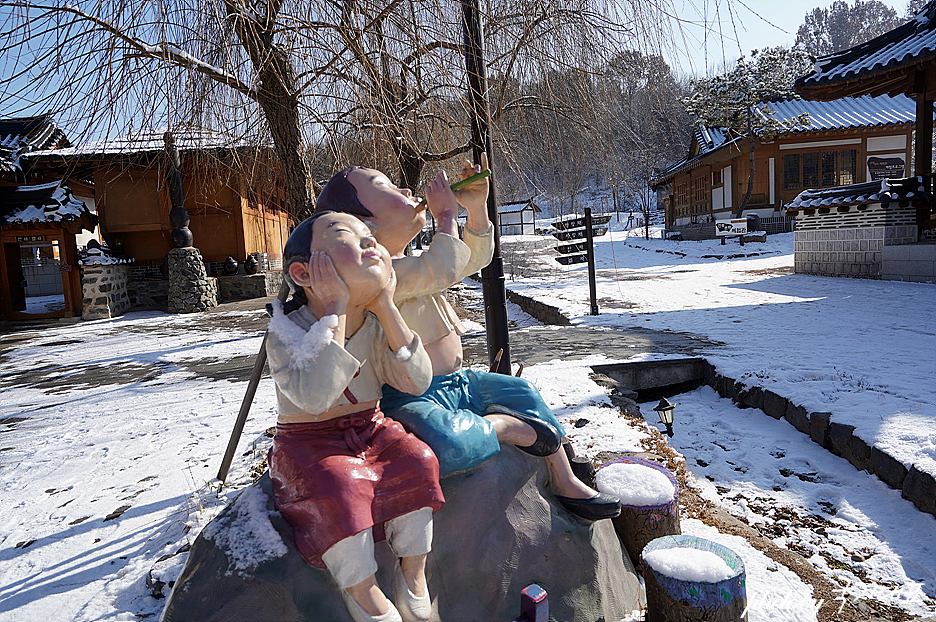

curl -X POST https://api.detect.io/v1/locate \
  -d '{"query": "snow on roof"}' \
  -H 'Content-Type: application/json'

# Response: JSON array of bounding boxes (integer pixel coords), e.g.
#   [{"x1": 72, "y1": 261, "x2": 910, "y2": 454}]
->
[
  {"x1": 25, "y1": 127, "x2": 257, "y2": 160},
  {"x1": 499, "y1": 200, "x2": 539, "y2": 214},
  {"x1": 0, "y1": 115, "x2": 70, "y2": 174},
  {"x1": 796, "y1": 1, "x2": 936, "y2": 96},
  {"x1": 652, "y1": 95, "x2": 917, "y2": 186},
  {"x1": 0, "y1": 180, "x2": 95, "y2": 225},
  {"x1": 786, "y1": 176, "x2": 930, "y2": 209}
]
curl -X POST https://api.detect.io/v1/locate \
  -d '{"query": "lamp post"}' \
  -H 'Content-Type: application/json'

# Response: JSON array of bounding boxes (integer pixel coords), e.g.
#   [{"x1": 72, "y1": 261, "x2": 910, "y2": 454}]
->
[
  {"x1": 462, "y1": 0, "x2": 511, "y2": 374},
  {"x1": 653, "y1": 397, "x2": 675, "y2": 437}
]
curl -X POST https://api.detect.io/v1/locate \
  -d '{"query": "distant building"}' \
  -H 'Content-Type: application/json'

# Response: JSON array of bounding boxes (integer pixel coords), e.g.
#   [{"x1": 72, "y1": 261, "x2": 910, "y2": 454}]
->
[
  {"x1": 651, "y1": 95, "x2": 917, "y2": 238},
  {"x1": 497, "y1": 199, "x2": 540, "y2": 236}
]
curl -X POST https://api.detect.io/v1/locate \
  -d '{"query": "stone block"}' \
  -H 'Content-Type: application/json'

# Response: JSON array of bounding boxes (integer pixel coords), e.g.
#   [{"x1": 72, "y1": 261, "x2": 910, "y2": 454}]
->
[
  {"x1": 784, "y1": 403, "x2": 810, "y2": 435},
  {"x1": 761, "y1": 390, "x2": 786, "y2": 420},
  {"x1": 809, "y1": 412, "x2": 832, "y2": 449},
  {"x1": 847, "y1": 434, "x2": 872, "y2": 471},
  {"x1": 738, "y1": 385, "x2": 763, "y2": 410},
  {"x1": 828, "y1": 422, "x2": 855, "y2": 459},
  {"x1": 902, "y1": 466, "x2": 936, "y2": 517},
  {"x1": 702, "y1": 360, "x2": 717, "y2": 388},
  {"x1": 870, "y1": 446, "x2": 908, "y2": 490}
]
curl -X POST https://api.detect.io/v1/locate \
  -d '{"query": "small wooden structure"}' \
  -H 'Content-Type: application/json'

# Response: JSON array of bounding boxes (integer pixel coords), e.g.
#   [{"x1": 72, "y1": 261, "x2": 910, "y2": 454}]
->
[
  {"x1": 642, "y1": 535, "x2": 747, "y2": 622},
  {"x1": 0, "y1": 181, "x2": 97, "y2": 320},
  {"x1": 498, "y1": 199, "x2": 540, "y2": 236}
]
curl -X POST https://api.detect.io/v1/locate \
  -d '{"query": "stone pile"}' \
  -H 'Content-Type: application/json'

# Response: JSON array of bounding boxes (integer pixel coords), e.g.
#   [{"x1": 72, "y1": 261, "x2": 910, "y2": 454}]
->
[{"x1": 167, "y1": 247, "x2": 218, "y2": 314}]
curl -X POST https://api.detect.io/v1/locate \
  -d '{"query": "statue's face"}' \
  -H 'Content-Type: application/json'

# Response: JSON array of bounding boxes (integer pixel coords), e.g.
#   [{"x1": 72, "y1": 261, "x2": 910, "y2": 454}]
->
[
  {"x1": 347, "y1": 168, "x2": 426, "y2": 244},
  {"x1": 310, "y1": 212, "x2": 392, "y2": 296}
]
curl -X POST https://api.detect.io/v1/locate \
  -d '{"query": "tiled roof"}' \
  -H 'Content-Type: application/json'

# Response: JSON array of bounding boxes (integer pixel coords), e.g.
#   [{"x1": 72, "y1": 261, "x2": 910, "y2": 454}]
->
[
  {"x1": 651, "y1": 95, "x2": 916, "y2": 186},
  {"x1": 786, "y1": 176, "x2": 930, "y2": 209},
  {"x1": 0, "y1": 115, "x2": 70, "y2": 174},
  {"x1": 763, "y1": 94, "x2": 915, "y2": 131},
  {"x1": 25, "y1": 127, "x2": 256, "y2": 160},
  {"x1": 795, "y1": 2, "x2": 936, "y2": 98},
  {"x1": 650, "y1": 125, "x2": 738, "y2": 185},
  {"x1": 0, "y1": 180, "x2": 96, "y2": 225}
]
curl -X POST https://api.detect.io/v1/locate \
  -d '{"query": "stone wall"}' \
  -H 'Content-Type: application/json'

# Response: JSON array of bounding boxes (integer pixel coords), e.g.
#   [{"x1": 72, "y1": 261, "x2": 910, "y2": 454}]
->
[
  {"x1": 216, "y1": 272, "x2": 284, "y2": 301},
  {"x1": 793, "y1": 202, "x2": 918, "y2": 278},
  {"x1": 126, "y1": 279, "x2": 169, "y2": 310},
  {"x1": 81, "y1": 264, "x2": 131, "y2": 320}
]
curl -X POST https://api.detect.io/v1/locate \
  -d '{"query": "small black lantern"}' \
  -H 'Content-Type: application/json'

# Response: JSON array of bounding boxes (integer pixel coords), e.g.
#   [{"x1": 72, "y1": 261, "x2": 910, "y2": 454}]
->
[{"x1": 653, "y1": 397, "x2": 675, "y2": 437}]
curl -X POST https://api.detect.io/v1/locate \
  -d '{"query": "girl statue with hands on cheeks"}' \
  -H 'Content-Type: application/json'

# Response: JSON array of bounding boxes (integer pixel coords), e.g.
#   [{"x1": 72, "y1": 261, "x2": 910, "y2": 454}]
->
[{"x1": 265, "y1": 211, "x2": 444, "y2": 622}]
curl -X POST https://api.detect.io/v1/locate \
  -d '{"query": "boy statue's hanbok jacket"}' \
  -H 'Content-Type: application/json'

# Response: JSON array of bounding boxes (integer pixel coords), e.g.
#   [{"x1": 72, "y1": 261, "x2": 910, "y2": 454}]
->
[{"x1": 266, "y1": 301, "x2": 444, "y2": 568}]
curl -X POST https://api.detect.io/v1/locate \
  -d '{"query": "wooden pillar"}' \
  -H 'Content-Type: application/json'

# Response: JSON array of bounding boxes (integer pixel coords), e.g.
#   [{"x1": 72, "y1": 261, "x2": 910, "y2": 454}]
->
[{"x1": 914, "y1": 92, "x2": 933, "y2": 186}]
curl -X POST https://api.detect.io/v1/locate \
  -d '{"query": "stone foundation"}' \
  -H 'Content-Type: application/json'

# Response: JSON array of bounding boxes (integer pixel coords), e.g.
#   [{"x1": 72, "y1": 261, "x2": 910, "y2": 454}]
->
[
  {"x1": 127, "y1": 279, "x2": 170, "y2": 311},
  {"x1": 167, "y1": 247, "x2": 218, "y2": 314},
  {"x1": 81, "y1": 264, "x2": 131, "y2": 320},
  {"x1": 216, "y1": 272, "x2": 283, "y2": 302}
]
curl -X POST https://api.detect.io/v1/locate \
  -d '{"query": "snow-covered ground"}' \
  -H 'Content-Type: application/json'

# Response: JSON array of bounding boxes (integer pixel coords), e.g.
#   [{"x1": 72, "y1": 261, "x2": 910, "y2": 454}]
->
[{"x1": 0, "y1": 221, "x2": 933, "y2": 621}]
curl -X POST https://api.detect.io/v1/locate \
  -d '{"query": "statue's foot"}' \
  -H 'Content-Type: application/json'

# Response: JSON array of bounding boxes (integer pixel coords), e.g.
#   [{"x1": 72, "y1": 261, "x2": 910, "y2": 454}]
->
[
  {"x1": 483, "y1": 405, "x2": 561, "y2": 457},
  {"x1": 341, "y1": 589, "x2": 403, "y2": 622},
  {"x1": 393, "y1": 563, "x2": 431, "y2": 622},
  {"x1": 555, "y1": 492, "x2": 621, "y2": 521}
]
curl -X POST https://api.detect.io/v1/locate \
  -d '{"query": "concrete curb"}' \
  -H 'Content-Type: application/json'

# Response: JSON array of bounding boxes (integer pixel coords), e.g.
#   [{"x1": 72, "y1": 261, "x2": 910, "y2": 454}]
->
[{"x1": 702, "y1": 359, "x2": 935, "y2": 519}]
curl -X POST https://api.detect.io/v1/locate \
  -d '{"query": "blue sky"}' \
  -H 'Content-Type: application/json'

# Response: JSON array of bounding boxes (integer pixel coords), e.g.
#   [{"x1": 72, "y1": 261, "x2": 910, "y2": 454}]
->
[{"x1": 663, "y1": 0, "x2": 914, "y2": 77}]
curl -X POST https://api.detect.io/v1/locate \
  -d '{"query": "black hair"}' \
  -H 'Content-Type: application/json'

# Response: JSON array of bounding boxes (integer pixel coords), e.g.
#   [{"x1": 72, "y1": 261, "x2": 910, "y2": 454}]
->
[
  {"x1": 314, "y1": 167, "x2": 373, "y2": 219},
  {"x1": 279, "y1": 210, "x2": 336, "y2": 315}
]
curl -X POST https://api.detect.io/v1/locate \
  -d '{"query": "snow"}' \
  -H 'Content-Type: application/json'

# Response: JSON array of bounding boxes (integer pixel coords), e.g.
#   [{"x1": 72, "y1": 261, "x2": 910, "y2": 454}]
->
[
  {"x1": 643, "y1": 547, "x2": 736, "y2": 583},
  {"x1": 595, "y1": 462, "x2": 676, "y2": 506},
  {"x1": 0, "y1": 216, "x2": 933, "y2": 621},
  {"x1": 201, "y1": 486, "x2": 288, "y2": 573}
]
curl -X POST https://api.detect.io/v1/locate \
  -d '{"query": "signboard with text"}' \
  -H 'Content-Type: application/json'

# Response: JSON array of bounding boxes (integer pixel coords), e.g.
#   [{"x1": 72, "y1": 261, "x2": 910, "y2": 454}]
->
[{"x1": 715, "y1": 219, "x2": 748, "y2": 237}]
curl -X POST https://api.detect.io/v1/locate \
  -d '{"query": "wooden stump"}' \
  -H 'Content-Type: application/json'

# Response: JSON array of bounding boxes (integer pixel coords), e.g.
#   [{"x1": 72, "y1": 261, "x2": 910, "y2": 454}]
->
[
  {"x1": 597, "y1": 457, "x2": 680, "y2": 569},
  {"x1": 641, "y1": 535, "x2": 748, "y2": 622}
]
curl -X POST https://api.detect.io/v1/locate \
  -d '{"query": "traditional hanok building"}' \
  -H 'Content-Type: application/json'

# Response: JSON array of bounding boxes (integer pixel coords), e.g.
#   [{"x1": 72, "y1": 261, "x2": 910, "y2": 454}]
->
[
  {"x1": 650, "y1": 95, "x2": 917, "y2": 239},
  {"x1": 792, "y1": 1, "x2": 936, "y2": 282},
  {"x1": 0, "y1": 181, "x2": 97, "y2": 320},
  {"x1": 23, "y1": 128, "x2": 291, "y2": 275},
  {"x1": 0, "y1": 115, "x2": 70, "y2": 185}
]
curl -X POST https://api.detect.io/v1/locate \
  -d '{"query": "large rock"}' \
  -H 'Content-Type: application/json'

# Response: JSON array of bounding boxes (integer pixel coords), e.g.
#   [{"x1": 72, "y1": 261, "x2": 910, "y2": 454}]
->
[{"x1": 161, "y1": 445, "x2": 643, "y2": 622}]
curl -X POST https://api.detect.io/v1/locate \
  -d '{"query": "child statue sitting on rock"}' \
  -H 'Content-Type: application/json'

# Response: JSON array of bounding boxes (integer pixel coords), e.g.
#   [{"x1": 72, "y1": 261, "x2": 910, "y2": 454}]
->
[
  {"x1": 266, "y1": 210, "x2": 444, "y2": 622},
  {"x1": 314, "y1": 157, "x2": 621, "y2": 521}
]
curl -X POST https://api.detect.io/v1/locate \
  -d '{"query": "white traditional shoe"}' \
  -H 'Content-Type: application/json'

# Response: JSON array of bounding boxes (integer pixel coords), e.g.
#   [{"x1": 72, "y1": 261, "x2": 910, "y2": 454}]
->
[
  {"x1": 393, "y1": 563, "x2": 431, "y2": 622},
  {"x1": 340, "y1": 589, "x2": 403, "y2": 622}
]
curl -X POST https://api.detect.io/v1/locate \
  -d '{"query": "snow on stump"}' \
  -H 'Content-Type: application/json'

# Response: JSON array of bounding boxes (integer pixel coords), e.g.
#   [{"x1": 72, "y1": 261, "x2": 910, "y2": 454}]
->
[
  {"x1": 641, "y1": 535, "x2": 747, "y2": 622},
  {"x1": 596, "y1": 457, "x2": 680, "y2": 569}
]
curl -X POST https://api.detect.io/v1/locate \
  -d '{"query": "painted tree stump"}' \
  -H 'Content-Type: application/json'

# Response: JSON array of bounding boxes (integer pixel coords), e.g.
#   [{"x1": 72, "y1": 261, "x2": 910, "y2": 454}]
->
[
  {"x1": 595, "y1": 457, "x2": 680, "y2": 569},
  {"x1": 641, "y1": 535, "x2": 748, "y2": 622}
]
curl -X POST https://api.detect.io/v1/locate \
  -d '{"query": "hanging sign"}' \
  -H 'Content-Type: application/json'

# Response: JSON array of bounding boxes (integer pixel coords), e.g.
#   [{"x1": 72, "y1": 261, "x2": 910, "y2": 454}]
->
[{"x1": 15, "y1": 235, "x2": 46, "y2": 242}]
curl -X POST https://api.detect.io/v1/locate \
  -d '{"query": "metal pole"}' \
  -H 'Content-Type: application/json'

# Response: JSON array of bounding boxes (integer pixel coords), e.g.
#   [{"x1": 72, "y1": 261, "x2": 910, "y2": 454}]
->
[
  {"x1": 463, "y1": 0, "x2": 511, "y2": 374},
  {"x1": 585, "y1": 207, "x2": 598, "y2": 315},
  {"x1": 217, "y1": 281, "x2": 290, "y2": 483}
]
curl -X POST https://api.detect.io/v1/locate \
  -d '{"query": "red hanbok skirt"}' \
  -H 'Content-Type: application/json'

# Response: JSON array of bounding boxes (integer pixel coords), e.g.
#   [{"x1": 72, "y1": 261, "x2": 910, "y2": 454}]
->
[{"x1": 269, "y1": 406, "x2": 444, "y2": 568}]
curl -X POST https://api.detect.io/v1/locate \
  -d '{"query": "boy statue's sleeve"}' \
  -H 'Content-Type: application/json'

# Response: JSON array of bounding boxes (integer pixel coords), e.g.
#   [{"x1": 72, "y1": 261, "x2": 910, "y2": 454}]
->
[
  {"x1": 393, "y1": 232, "x2": 470, "y2": 302},
  {"x1": 461, "y1": 224, "x2": 494, "y2": 279}
]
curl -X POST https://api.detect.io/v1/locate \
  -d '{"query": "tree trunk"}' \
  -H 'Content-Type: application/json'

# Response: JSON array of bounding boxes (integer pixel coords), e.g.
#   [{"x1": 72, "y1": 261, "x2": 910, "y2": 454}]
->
[{"x1": 228, "y1": 10, "x2": 313, "y2": 220}]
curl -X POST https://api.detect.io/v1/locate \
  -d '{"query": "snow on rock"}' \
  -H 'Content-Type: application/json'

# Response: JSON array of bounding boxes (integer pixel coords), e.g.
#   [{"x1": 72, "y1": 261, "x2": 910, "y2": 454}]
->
[
  {"x1": 643, "y1": 547, "x2": 736, "y2": 583},
  {"x1": 596, "y1": 462, "x2": 675, "y2": 506},
  {"x1": 201, "y1": 486, "x2": 288, "y2": 573}
]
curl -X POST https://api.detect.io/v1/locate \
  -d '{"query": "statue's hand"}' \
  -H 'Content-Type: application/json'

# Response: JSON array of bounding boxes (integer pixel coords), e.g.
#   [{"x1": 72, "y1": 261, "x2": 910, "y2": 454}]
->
[
  {"x1": 309, "y1": 251, "x2": 349, "y2": 315},
  {"x1": 454, "y1": 152, "x2": 489, "y2": 213},
  {"x1": 366, "y1": 265, "x2": 397, "y2": 315}
]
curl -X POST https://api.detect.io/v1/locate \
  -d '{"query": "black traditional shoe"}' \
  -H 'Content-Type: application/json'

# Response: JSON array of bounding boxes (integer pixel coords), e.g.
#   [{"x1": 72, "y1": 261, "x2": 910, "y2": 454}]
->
[
  {"x1": 483, "y1": 404, "x2": 561, "y2": 457},
  {"x1": 555, "y1": 492, "x2": 622, "y2": 521}
]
